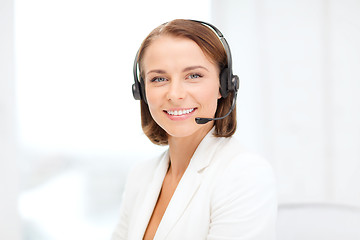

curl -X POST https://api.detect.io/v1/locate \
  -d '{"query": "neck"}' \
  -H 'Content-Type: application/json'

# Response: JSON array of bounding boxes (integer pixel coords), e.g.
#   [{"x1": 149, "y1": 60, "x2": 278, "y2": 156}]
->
[{"x1": 167, "y1": 124, "x2": 213, "y2": 181}]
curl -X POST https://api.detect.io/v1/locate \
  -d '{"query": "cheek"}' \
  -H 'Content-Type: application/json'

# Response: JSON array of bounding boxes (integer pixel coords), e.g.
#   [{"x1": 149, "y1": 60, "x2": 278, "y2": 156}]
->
[
  {"x1": 198, "y1": 85, "x2": 220, "y2": 111},
  {"x1": 145, "y1": 85, "x2": 161, "y2": 105},
  {"x1": 145, "y1": 87, "x2": 163, "y2": 118}
]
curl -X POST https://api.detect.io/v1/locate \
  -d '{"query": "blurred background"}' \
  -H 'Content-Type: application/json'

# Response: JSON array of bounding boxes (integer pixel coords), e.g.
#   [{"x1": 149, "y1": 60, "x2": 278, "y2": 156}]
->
[{"x1": 1, "y1": 0, "x2": 359, "y2": 239}]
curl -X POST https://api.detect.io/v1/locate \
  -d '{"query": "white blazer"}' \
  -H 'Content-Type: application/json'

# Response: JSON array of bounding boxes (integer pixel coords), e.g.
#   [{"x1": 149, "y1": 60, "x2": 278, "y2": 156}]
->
[{"x1": 112, "y1": 130, "x2": 277, "y2": 240}]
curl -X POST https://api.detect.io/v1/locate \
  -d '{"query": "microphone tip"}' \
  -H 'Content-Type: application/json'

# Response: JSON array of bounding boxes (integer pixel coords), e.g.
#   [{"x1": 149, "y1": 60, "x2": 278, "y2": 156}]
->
[{"x1": 195, "y1": 117, "x2": 210, "y2": 124}]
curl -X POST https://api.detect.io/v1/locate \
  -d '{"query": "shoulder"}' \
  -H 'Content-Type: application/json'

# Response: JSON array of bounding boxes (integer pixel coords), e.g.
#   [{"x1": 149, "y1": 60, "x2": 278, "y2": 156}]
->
[
  {"x1": 220, "y1": 136, "x2": 272, "y2": 168},
  {"x1": 127, "y1": 151, "x2": 167, "y2": 186},
  {"x1": 210, "y1": 136, "x2": 277, "y2": 199},
  {"x1": 207, "y1": 137, "x2": 278, "y2": 239},
  {"x1": 123, "y1": 151, "x2": 167, "y2": 194},
  {"x1": 213, "y1": 136, "x2": 273, "y2": 170}
]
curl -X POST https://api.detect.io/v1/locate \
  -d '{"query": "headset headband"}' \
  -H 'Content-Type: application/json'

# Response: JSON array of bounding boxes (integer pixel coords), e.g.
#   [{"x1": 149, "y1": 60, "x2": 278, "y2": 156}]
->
[{"x1": 132, "y1": 19, "x2": 239, "y2": 102}]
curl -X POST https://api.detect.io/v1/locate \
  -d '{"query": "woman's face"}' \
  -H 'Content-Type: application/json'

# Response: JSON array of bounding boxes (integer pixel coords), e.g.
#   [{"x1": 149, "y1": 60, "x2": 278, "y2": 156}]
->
[{"x1": 142, "y1": 35, "x2": 221, "y2": 139}]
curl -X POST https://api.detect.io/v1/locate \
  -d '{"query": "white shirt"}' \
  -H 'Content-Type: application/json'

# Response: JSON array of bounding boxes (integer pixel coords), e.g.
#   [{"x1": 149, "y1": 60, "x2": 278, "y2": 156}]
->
[{"x1": 112, "y1": 130, "x2": 277, "y2": 240}]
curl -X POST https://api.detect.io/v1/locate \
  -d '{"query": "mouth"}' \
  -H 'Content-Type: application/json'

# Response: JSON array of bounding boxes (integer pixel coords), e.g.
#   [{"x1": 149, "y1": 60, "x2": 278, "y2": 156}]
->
[{"x1": 164, "y1": 108, "x2": 197, "y2": 116}]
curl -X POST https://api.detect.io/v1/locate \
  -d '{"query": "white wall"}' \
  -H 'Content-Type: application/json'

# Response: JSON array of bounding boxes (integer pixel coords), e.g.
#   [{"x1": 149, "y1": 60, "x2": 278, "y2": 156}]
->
[
  {"x1": 0, "y1": 0, "x2": 21, "y2": 239},
  {"x1": 14, "y1": 1, "x2": 211, "y2": 239},
  {"x1": 212, "y1": 0, "x2": 360, "y2": 206}
]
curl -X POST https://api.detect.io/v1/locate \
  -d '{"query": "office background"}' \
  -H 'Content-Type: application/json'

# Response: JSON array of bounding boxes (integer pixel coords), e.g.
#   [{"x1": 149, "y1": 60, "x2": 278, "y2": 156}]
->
[{"x1": 1, "y1": 0, "x2": 359, "y2": 239}]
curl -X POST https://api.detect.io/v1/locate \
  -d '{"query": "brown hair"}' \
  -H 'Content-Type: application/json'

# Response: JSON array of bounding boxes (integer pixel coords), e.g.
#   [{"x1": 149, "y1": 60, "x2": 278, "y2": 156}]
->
[{"x1": 138, "y1": 19, "x2": 237, "y2": 145}]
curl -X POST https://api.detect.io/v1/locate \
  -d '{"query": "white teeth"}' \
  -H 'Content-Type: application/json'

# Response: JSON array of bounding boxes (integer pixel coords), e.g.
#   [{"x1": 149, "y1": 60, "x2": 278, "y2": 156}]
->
[{"x1": 167, "y1": 108, "x2": 195, "y2": 116}]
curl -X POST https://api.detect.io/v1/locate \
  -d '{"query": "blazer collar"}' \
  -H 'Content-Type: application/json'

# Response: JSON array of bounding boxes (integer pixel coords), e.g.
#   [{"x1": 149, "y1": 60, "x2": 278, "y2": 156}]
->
[
  {"x1": 131, "y1": 128, "x2": 224, "y2": 240},
  {"x1": 155, "y1": 128, "x2": 224, "y2": 239},
  {"x1": 130, "y1": 151, "x2": 170, "y2": 240},
  {"x1": 190, "y1": 127, "x2": 224, "y2": 173}
]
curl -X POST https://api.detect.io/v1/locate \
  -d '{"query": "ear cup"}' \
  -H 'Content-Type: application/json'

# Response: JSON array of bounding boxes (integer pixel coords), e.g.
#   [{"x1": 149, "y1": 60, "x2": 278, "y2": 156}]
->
[
  {"x1": 132, "y1": 76, "x2": 147, "y2": 103},
  {"x1": 232, "y1": 75, "x2": 240, "y2": 92},
  {"x1": 132, "y1": 82, "x2": 141, "y2": 100},
  {"x1": 219, "y1": 68, "x2": 230, "y2": 98}
]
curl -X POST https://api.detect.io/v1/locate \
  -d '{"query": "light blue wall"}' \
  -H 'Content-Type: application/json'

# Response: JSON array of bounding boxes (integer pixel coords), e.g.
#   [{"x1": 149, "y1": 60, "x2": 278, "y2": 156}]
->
[{"x1": 211, "y1": 0, "x2": 360, "y2": 206}]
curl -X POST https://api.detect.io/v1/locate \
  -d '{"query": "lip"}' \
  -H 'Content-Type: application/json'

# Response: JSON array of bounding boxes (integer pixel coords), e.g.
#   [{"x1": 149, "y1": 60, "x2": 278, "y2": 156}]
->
[{"x1": 163, "y1": 108, "x2": 197, "y2": 121}]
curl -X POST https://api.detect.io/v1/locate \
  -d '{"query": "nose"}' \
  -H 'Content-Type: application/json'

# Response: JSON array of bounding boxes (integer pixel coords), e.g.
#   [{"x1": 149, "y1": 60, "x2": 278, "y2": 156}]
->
[{"x1": 166, "y1": 79, "x2": 186, "y2": 101}]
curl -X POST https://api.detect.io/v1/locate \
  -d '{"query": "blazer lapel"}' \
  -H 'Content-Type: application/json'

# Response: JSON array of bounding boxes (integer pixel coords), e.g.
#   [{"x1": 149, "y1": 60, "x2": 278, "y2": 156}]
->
[
  {"x1": 154, "y1": 162, "x2": 202, "y2": 240},
  {"x1": 154, "y1": 129, "x2": 222, "y2": 240},
  {"x1": 129, "y1": 151, "x2": 170, "y2": 240}
]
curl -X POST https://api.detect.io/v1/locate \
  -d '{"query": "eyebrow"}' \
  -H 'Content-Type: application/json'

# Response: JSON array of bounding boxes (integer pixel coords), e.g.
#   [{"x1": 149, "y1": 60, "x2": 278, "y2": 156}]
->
[
  {"x1": 146, "y1": 65, "x2": 209, "y2": 75},
  {"x1": 183, "y1": 65, "x2": 209, "y2": 72}
]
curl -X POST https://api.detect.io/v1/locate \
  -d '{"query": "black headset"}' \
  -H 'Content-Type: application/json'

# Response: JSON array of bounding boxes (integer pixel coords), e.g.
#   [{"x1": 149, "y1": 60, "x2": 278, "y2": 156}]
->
[{"x1": 132, "y1": 20, "x2": 239, "y2": 124}]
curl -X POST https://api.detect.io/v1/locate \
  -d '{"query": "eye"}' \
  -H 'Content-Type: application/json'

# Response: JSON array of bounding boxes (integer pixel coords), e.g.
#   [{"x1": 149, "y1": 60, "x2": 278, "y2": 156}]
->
[
  {"x1": 151, "y1": 77, "x2": 167, "y2": 83},
  {"x1": 187, "y1": 73, "x2": 203, "y2": 79}
]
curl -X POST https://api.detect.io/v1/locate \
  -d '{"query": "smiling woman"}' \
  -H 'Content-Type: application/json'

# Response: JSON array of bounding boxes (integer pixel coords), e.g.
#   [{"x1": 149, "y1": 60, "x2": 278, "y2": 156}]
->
[
  {"x1": 136, "y1": 20, "x2": 237, "y2": 146},
  {"x1": 112, "y1": 19, "x2": 277, "y2": 240}
]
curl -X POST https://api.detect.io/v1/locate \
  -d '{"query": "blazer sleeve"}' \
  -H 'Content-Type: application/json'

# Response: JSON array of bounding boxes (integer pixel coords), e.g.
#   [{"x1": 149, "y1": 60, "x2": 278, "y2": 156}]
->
[
  {"x1": 111, "y1": 164, "x2": 141, "y2": 240},
  {"x1": 207, "y1": 154, "x2": 277, "y2": 240},
  {"x1": 111, "y1": 174, "x2": 131, "y2": 240}
]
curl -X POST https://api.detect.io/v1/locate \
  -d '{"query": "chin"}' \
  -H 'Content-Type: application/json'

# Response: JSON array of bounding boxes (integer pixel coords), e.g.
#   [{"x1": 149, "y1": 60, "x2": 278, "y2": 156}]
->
[
  {"x1": 160, "y1": 122, "x2": 196, "y2": 138},
  {"x1": 167, "y1": 129, "x2": 197, "y2": 139},
  {"x1": 162, "y1": 122, "x2": 213, "y2": 140}
]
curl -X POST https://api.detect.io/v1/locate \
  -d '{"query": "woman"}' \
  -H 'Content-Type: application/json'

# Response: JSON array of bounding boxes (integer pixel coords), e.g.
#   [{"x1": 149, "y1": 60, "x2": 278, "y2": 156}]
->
[{"x1": 112, "y1": 19, "x2": 277, "y2": 240}]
